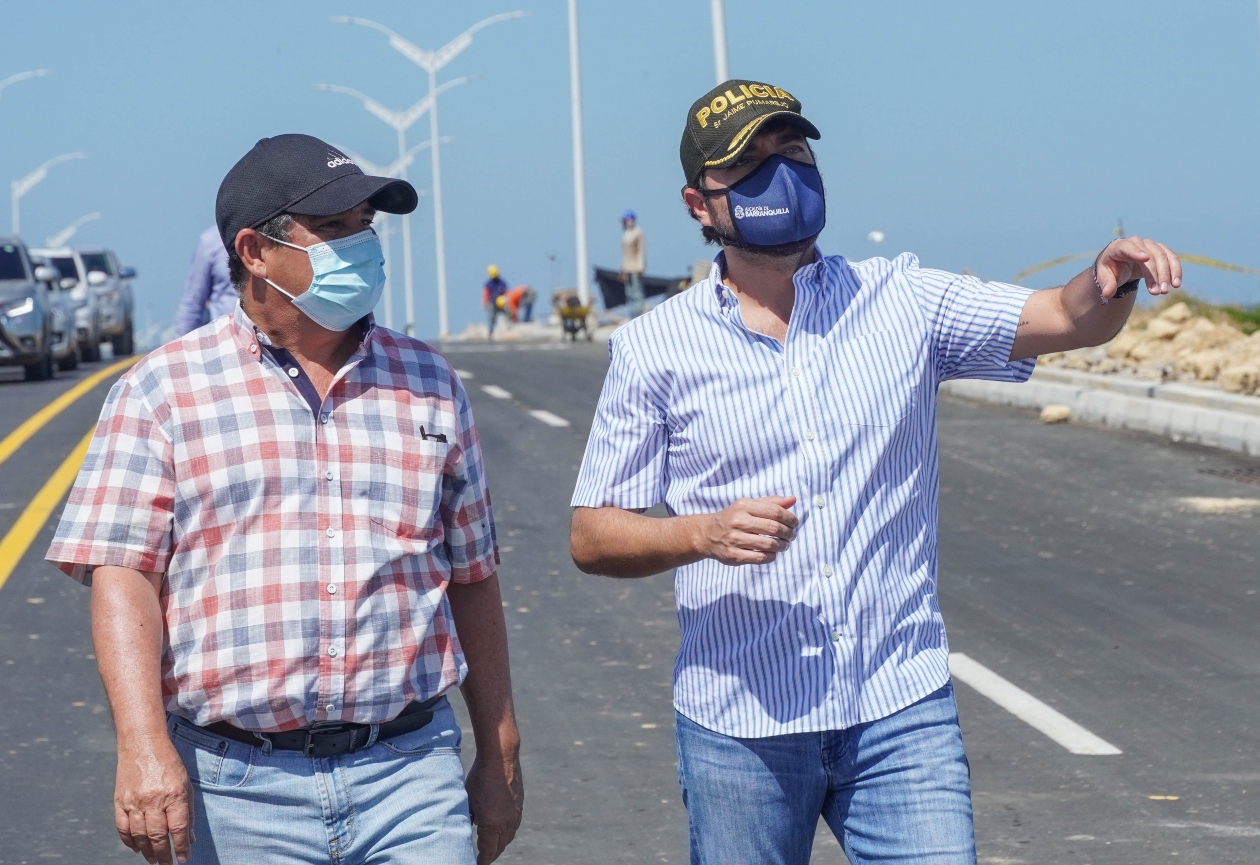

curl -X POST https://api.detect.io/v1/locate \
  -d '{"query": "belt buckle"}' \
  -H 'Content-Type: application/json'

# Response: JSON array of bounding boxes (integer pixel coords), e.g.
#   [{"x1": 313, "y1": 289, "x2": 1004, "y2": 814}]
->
[{"x1": 303, "y1": 721, "x2": 348, "y2": 757}]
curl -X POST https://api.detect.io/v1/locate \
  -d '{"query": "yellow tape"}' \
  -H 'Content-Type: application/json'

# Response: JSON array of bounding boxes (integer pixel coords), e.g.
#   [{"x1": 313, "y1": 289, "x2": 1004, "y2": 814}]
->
[{"x1": 0, "y1": 426, "x2": 94, "y2": 593}]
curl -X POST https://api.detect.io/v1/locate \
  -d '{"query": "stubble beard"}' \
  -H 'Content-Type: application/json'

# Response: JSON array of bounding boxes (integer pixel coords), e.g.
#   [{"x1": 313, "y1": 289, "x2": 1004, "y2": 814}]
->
[{"x1": 706, "y1": 198, "x2": 818, "y2": 273}]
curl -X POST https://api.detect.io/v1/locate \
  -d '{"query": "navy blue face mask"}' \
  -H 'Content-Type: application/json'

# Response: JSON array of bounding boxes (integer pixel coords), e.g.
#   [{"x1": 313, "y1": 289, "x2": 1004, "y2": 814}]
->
[{"x1": 703, "y1": 154, "x2": 826, "y2": 248}]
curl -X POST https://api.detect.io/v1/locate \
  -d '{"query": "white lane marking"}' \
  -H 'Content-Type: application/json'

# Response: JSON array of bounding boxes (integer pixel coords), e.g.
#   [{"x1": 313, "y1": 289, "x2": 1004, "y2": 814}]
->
[
  {"x1": 453, "y1": 368, "x2": 474, "y2": 379},
  {"x1": 1179, "y1": 496, "x2": 1260, "y2": 514},
  {"x1": 481, "y1": 385, "x2": 512, "y2": 399},
  {"x1": 949, "y1": 653, "x2": 1122, "y2": 755},
  {"x1": 1161, "y1": 821, "x2": 1260, "y2": 838},
  {"x1": 529, "y1": 409, "x2": 571, "y2": 428}
]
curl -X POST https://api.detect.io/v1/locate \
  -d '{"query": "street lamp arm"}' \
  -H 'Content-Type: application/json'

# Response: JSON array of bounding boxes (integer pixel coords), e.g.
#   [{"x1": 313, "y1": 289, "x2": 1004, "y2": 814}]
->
[
  {"x1": 430, "y1": 12, "x2": 527, "y2": 70},
  {"x1": 314, "y1": 83, "x2": 403, "y2": 129},
  {"x1": 13, "y1": 152, "x2": 86, "y2": 198},
  {"x1": 332, "y1": 16, "x2": 435, "y2": 69},
  {"x1": 46, "y1": 211, "x2": 101, "y2": 248},
  {"x1": 0, "y1": 68, "x2": 51, "y2": 99}
]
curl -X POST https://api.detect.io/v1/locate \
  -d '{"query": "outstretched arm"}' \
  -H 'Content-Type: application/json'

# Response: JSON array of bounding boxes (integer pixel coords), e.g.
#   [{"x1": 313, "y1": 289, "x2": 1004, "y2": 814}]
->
[{"x1": 1010, "y1": 236, "x2": 1181, "y2": 360}]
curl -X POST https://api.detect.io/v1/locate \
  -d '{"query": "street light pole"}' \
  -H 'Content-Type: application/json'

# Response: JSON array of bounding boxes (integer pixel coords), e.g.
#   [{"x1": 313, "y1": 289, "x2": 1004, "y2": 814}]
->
[
  {"x1": 316, "y1": 81, "x2": 467, "y2": 336},
  {"x1": 427, "y1": 65, "x2": 449, "y2": 339},
  {"x1": 46, "y1": 211, "x2": 101, "y2": 248},
  {"x1": 332, "y1": 13, "x2": 526, "y2": 338},
  {"x1": 567, "y1": 0, "x2": 590, "y2": 306},
  {"x1": 710, "y1": 0, "x2": 729, "y2": 83},
  {"x1": 11, "y1": 151, "x2": 86, "y2": 235},
  {"x1": 0, "y1": 68, "x2": 50, "y2": 102}
]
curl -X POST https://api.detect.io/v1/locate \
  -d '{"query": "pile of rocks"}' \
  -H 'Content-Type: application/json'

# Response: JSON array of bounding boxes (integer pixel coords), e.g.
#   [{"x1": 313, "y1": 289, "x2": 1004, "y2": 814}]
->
[{"x1": 1039, "y1": 301, "x2": 1260, "y2": 395}]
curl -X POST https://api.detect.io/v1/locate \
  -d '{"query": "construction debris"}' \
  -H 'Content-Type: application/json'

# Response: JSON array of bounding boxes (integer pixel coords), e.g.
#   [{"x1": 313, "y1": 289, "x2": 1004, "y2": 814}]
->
[{"x1": 1039, "y1": 300, "x2": 1260, "y2": 395}]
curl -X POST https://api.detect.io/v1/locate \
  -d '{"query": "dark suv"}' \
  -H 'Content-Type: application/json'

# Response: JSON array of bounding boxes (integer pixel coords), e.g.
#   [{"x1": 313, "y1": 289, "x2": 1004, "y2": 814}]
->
[{"x1": 0, "y1": 237, "x2": 61, "y2": 380}]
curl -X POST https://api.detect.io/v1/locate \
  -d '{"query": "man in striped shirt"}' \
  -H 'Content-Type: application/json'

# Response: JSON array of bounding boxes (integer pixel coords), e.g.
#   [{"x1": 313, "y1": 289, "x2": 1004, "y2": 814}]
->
[{"x1": 570, "y1": 80, "x2": 1180, "y2": 864}]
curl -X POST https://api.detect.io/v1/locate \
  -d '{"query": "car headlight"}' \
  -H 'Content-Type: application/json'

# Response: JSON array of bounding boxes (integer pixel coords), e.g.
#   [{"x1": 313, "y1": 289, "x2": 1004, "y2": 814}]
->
[{"x1": 2, "y1": 296, "x2": 35, "y2": 319}]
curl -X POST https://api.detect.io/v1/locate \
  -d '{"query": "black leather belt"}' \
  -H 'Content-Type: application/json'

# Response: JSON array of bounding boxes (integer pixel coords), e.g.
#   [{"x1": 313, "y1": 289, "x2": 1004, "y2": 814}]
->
[{"x1": 200, "y1": 697, "x2": 441, "y2": 757}]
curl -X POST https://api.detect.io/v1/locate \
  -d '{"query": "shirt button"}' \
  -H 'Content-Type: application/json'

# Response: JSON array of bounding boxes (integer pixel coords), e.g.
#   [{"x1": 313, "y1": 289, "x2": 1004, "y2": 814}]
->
[
  {"x1": 320, "y1": 413, "x2": 330, "y2": 424},
  {"x1": 805, "y1": 429, "x2": 816, "y2": 441},
  {"x1": 325, "y1": 703, "x2": 336, "y2": 713},
  {"x1": 823, "y1": 566, "x2": 833, "y2": 578},
  {"x1": 814, "y1": 495, "x2": 825, "y2": 508},
  {"x1": 328, "y1": 645, "x2": 339, "y2": 657},
  {"x1": 325, "y1": 470, "x2": 334, "y2": 481},
  {"x1": 830, "y1": 630, "x2": 841, "y2": 642},
  {"x1": 288, "y1": 367, "x2": 299, "y2": 378},
  {"x1": 249, "y1": 344, "x2": 258, "y2": 353},
  {"x1": 325, "y1": 527, "x2": 335, "y2": 538},
  {"x1": 792, "y1": 367, "x2": 802, "y2": 377},
  {"x1": 327, "y1": 584, "x2": 338, "y2": 594}
]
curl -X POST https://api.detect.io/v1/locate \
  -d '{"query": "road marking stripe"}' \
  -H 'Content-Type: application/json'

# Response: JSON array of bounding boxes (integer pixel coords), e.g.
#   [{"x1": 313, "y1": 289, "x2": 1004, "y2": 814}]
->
[
  {"x1": 529, "y1": 409, "x2": 571, "y2": 428},
  {"x1": 949, "y1": 652, "x2": 1122, "y2": 756},
  {"x1": 481, "y1": 385, "x2": 512, "y2": 399},
  {"x1": 0, "y1": 426, "x2": 94, "y2": 593},
  {"x1": 453, "y1": 368, "x2": 474, "y2": 379},
  {"x1": 0, "y1": 357, "x2": 136, "y2": 469}
]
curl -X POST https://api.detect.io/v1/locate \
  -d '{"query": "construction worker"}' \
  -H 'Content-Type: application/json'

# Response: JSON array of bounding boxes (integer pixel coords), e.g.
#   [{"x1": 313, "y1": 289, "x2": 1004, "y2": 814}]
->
[
  {"x1": 620, "y1": 211, "x2": 646, "y2": 317},
  {"x1": 504, "y1": 285, "x2": 536, "y2": 324},
  {"x1": 483, "y1": 265, "x2": 509, "y2": 337}
]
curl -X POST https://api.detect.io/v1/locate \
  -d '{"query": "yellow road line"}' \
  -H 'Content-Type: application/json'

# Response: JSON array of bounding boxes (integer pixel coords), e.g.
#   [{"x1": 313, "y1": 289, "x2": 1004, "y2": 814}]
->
[
  {"x1": 0, "y1": 426, "x2": 94, "y2": 593},
  {"x1": 0, "y1": 356, "x2": 136, "y2": 469}
]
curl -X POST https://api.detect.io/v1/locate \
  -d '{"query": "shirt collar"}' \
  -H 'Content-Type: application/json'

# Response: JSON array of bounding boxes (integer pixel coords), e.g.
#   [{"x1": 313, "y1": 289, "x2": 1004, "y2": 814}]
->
[
  {"x1": 706, "y1": 245, "x2": 829, "y2": 313},
  {"x1": 229, "y1": 303, "x2": 378, "y2": 359}
]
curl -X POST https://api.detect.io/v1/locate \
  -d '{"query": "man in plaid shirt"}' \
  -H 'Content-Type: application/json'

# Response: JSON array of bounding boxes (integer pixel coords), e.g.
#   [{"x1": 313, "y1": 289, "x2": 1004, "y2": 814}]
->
[{"x1": 47, "y1": 134, "x2": 522, "y2": 865}]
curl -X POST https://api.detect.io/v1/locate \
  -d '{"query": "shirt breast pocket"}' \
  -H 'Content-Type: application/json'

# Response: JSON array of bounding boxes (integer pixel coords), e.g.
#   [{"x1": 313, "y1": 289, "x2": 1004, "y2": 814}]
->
[
  {"x1": 825, "y1": 328, "x2": 924, "y2": 427},
  {"x1": 363, "y1": 437, "x2": 451, "y2": 541}
]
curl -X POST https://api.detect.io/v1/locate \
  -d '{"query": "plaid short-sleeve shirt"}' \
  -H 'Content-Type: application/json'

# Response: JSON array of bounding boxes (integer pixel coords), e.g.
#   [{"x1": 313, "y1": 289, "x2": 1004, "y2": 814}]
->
[{"x1": 47, "y1": 306, "x2": 498, "y2": 731}]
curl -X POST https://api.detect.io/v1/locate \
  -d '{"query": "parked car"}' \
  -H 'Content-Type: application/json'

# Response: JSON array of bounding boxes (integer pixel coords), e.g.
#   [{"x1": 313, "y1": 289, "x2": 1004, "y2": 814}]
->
[
  {"x1": 79, "y1": 247, "x2": 135, "y2": 356},
  {"x1": 32, "y1": 246, "x2": 103, "y2": 362},
  {"x1": 0, "y1": 237, "x2": 61, "y2": 380},
  {"x1": 28, "y1": 252, "x2": 80, "y2": 372}
]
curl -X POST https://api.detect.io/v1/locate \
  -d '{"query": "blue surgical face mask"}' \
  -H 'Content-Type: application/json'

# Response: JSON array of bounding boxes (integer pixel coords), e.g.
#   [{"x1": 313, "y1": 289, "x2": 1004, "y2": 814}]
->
[
  {"x1": 704, "y1": 154, "x2": 826, "y2": 248},
  {"x1": 262, "y1": 228, "x2": 385, "y2": 332}
]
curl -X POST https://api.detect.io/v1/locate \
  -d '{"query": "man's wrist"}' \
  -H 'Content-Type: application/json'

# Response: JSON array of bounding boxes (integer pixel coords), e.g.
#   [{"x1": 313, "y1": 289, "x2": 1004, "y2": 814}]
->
[
  {"x1": 1093, "y1": 241, "x2": 1141, "y2": 304},
  {"x1": 680, "y1": 514, "x2": 709, "y2": 560},
  {"x1": 473, "y1": 724, "x2": 521, "y2": 761}
]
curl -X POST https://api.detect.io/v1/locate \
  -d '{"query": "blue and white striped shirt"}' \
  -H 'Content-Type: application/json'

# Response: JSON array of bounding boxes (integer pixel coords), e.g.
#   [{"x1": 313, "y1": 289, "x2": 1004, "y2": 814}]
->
[{"x1": 572, "y1": 250, "x2": 1036, "y2": 738}]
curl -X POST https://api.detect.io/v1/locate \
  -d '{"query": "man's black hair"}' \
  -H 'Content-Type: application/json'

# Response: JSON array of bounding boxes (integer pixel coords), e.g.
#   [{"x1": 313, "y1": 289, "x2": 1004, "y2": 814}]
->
[{"x1": 227, "y1": 213, "x2": 296, "y2": 292}]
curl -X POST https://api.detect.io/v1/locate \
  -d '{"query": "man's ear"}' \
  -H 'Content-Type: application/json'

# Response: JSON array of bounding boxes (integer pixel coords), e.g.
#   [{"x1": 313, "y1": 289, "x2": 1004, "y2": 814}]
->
[
  {"x1": 682, "y1": 187, "x2": 713, "y2": 228},
  {"x1": 235, "y1": 229, "x2": 269, "y2": 281}
]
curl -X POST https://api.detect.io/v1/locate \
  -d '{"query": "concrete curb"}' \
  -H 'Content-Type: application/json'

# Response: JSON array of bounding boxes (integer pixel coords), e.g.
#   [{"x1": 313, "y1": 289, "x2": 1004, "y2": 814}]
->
[{"x1": 941, "y1": 369, "x2": 1260, "y2": 457}]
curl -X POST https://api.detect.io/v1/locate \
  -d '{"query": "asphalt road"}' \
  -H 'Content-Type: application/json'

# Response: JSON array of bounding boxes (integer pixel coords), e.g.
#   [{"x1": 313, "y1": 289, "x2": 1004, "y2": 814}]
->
[{"x1": 0, "y1": 339, "x2": 1257, "y2": 864}]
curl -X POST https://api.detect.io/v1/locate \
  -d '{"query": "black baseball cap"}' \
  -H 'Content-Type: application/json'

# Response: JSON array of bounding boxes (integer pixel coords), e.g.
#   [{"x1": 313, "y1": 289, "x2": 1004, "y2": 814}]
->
[
  {"x1": 680, "y1": 79, "x2": 821, "y2": 186},
  {"x1": 215, "y1": 133, "x2": 418, "y2": 251}
]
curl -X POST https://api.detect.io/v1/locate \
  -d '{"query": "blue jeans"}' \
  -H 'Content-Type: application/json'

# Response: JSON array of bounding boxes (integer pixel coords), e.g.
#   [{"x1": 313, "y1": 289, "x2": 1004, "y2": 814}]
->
[
  {"x1": 168, "y1": 697, "x2": 475, "y2": 864},
  {"x1": 676, "y1": 684, "x2": 976, "y2": 865}
]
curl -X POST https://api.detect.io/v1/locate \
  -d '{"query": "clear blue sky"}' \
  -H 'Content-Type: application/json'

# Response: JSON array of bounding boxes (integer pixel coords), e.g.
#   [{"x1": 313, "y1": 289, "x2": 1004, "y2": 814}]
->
[{"x1": 2, "y1": 0, "x2": 1259, "y2": 340}]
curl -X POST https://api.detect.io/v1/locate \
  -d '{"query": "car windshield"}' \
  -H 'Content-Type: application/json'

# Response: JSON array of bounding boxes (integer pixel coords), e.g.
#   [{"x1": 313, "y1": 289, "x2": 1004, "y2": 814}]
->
[
  {"x1": 0, "y1": 244, "x2": 28, "y2": 281},
  {"x1": 80, "y1": 253, "x2": 112, "y2": 275},
  {"x1": 50, "y1": 257, "x2": 79, "y2": 281}
]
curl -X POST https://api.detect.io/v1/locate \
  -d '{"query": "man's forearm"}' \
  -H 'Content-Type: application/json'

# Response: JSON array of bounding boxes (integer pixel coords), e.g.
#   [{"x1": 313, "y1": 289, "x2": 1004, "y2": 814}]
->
[
  {"x1": 1010, "y1": 267, "x2": 1135, "y2": 360},
  {"x1": 447, "y1": 574, "x2": 519, "y2": 757},
  {"x1": 92, "y1": 567, "x2": 169, "y2": 738},
  {"x1": 570, "y1": 506, "x2": 705, "y2": 578}
]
